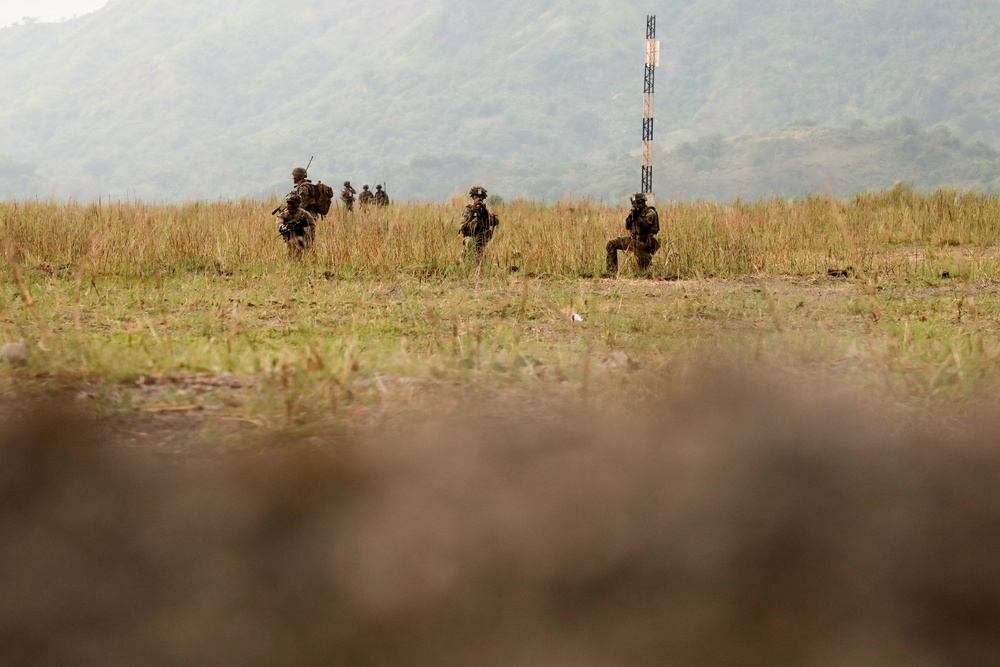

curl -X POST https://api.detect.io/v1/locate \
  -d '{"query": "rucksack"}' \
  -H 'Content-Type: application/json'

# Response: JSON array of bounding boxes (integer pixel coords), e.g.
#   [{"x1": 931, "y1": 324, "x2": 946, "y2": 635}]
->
[
  {"x1": 313, "y1": 181, "x2": 334, "y2": 215},
  {"x1": 647, "y1": 206, "x2": 659, "y2": 235}
]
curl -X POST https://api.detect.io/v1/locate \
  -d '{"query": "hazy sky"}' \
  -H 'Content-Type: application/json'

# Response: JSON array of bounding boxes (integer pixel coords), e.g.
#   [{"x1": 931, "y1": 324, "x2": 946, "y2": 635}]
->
[{"x1": 0, "y1": 0, "x2": 108, "y2": 28}]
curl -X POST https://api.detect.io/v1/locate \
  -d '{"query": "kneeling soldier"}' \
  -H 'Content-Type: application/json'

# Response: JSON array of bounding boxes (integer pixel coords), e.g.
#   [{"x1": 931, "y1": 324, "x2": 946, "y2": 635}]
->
[
  {"x1": 460, "y1": 185, "x2": 498, "y2": 262},
  {"x1": 606, "y1": 192, "x2": 660, "y2": 274},
  {"x1": 276, "y1": 193, "x2": 316, "y2": 258}
]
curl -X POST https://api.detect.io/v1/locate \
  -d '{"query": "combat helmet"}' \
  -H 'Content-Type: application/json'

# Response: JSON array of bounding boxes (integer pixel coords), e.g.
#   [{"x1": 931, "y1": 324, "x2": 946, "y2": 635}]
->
[
  {"x1": 362, "y1": 184, "x2": 370, "y2": 191},
  {"x1": 375, "y1": 184, "x2": 383, "y2": 191},
  {"x1": 630, "y1": 192, "x2": 647, "y2": 205},
  {"x1": 469, "y1": 186, "x2": 487, "y2": 198},
  {"x1": 291, "y1": 167, "x2": 308, "y2": 179},
  {"x1": 285, "y1": 193, "x2": 302, "y2": 205},
  {"x1": 344, "y1": 181, "x2": 351, "y2": 187}
]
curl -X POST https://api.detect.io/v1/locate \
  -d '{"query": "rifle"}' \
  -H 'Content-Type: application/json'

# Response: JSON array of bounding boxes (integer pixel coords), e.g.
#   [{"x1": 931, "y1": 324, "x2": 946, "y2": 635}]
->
[{"x1": 278, "y1": 218, "x2": 308, "y2": 237}]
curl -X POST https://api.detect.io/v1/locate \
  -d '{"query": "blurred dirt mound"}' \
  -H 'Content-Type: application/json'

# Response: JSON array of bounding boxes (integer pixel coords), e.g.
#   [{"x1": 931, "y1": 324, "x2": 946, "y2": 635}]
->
[{"x1": 2, "y1": 375, "x2": 999, "y2": 666}]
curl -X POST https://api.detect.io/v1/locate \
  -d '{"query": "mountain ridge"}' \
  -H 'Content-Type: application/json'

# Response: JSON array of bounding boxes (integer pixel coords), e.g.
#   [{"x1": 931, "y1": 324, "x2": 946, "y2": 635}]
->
[{"x1": 1, "y1": 0, "x2": 999, "y2": 201}]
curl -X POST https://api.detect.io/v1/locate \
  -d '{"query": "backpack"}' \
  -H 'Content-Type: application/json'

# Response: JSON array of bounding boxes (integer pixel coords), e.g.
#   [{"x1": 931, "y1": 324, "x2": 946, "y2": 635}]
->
[
  {"x1": 646, "y1": 206, "x2": 659, "y2": 235},
  {"x1": 311, "y1": 181, "x2": 334, "y2": 215}
]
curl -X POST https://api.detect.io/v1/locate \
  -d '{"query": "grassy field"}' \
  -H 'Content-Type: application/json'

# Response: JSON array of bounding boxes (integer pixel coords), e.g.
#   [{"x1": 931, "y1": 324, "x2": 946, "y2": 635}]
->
[
  {"x1": 7, "y1": 187, "x2": 1000, "y2": 667},
  {"x1": 3, "y1": 185, "x2": 1000, "y2": 440}
]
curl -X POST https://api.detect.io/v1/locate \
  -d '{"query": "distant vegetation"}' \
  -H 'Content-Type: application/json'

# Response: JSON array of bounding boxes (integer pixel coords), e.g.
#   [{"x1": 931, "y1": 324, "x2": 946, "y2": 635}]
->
[
  {"x1": 5, "y1": 187, "x2": 1000, "y2": 281},
  {"x1": 1, "y1": 0, "x2": 1000, "y2": 201},
  {"x1": 658, "y1": 118, "x2": 1000, "y2": 201}
]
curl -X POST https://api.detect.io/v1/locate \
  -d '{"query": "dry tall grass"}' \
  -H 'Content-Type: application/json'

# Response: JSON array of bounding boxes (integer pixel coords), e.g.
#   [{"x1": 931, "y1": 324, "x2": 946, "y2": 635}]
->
[{"x1": 4, "y1": 185, "x2": 999, "y2": 279}]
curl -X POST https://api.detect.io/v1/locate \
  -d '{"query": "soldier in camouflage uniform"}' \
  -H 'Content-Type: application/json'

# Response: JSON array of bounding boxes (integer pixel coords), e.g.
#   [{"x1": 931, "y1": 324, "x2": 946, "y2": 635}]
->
[
  {"x1": 358, "y1": 184, "x2": 375, "y2": 208},
  {"x1": 606, "y1": 192, "x2": 660, "y2": 274},
  {"x1": 340, "y1": 181, "x2": 357, "y2": 211},
  {"x1": 460, "y1": 185, "x2": 498, "y2": 262},
  {"x1": 290, "y1": 166, "x2": 321, "y2": 217},
  {"x1": 374, "y1": 184, "x2": 390, "y2": 208},
  {"x1": 275, "y1": 193, "x2": 316, "y2": 258}
]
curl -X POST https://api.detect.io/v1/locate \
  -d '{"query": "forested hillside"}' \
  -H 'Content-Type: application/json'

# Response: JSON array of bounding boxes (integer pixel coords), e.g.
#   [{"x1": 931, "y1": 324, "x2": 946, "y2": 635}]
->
[
  {"x1": 658, "y1": 0, "x2": 1000, "y2": 145},
  {"x1": 657, "y1": 119, "x2": 1000, "y2": 200},
  {"x1": 1, "y1": 0, "x2": 998, "y2": 202}
]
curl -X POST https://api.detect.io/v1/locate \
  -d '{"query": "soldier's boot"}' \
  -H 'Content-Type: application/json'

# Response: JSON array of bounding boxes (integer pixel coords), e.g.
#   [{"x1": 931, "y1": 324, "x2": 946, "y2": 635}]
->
[
  {"x1": 636, "y1": 252, "x2": 652, "y2": 272},
  {"x1": 605, "y1": 241, "x2": 619, "y2": 275}
]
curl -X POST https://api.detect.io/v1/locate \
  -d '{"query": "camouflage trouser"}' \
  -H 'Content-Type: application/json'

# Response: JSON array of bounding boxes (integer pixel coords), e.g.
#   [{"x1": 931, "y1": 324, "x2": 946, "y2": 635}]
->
[
  {"x1": 463, "y1": 230, "x2": 494, "y2": 262},
  {"x1": 606, "y1": 236, "x2": 659, "y2": 273},
  {"x1": 283, "y1": 226, "x2": 315, "y2": 258},
  {"x1": 342, "y1": 198, "x2": 354, "y2": 212}
]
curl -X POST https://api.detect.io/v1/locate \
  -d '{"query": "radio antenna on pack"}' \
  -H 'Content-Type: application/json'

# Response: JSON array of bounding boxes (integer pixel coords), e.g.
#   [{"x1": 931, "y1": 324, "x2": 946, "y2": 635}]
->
[{"x1": 641, "y1": 15, "x2": 659, "y2": 200}]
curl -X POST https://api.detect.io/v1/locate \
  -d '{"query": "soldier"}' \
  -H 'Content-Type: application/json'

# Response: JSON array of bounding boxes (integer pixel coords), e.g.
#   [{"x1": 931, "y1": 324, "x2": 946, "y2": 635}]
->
[
  {"x1": 340, "y1": 181, "x2": 357, "y2": 211},
  {"x1": 460, "y1": 185, "x2": 499, "y2": 262},
  {"x1": 275, "y1": 193, "x2": 316, "y2": 258},
  {"x1": 374, "y1": 183, "x2": 390, "y2": 208},
  {"x1": 290, "y1": 166, "x2": 321, "y2": 217},
  {"x1": 358, "y1": 184, "x2": 375, "y2": 208},
  {"x1": 606, "y1": 192, "x2": 660, "y2": 274}
]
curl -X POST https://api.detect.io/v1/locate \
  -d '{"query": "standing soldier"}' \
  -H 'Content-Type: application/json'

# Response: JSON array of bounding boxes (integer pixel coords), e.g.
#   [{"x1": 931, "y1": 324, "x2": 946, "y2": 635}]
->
[
  {"x1": 290, "y1": 166, "x2": 316, "y2": 212},
  {"x1": 340, "y1": 181, "x2": 357, "y2": 211},
  {"x1": 275, "y1": 193, "x2": 316, "y2": 258},
  {"x1": 460, "y1": 185, "x2": 498, "y2": 262},
  {"x1": 606, "y1": 192, "x2": 660, "y2": 274},
  {"x1": 374, "y1": 183, "x2": 390, "y2": 207},
  {"x1": 358, "y1": 184, "x2": 375, "y2": 207}
]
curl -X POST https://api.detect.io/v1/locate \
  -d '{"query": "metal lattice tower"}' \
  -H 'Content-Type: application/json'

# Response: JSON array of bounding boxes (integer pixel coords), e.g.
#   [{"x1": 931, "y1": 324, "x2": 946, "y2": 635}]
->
[{"x1": 642, "y1": 15, "x2": 659, "y2": 196}]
